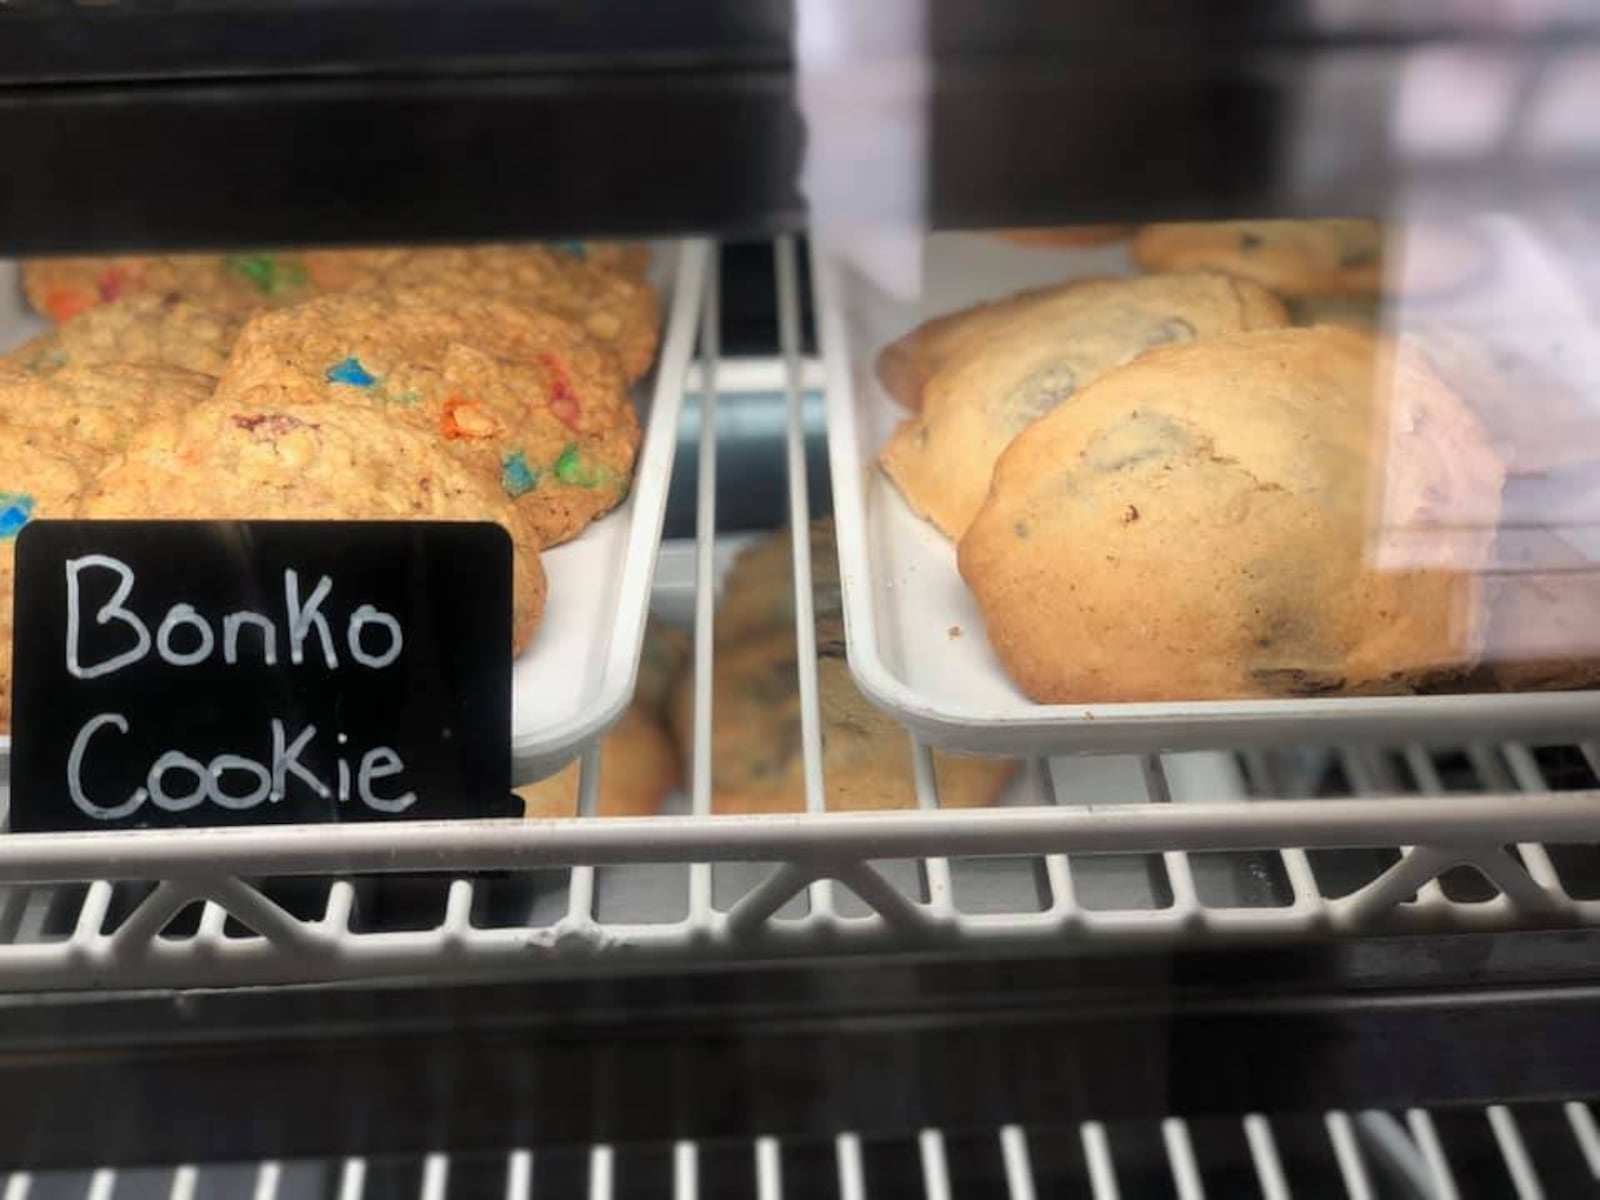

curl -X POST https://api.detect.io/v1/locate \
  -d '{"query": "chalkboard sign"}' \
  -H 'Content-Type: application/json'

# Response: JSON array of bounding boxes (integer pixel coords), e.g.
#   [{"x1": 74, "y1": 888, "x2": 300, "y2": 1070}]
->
[{"x1": 10, "y1": 521, "x2": 516, "y2": 833}]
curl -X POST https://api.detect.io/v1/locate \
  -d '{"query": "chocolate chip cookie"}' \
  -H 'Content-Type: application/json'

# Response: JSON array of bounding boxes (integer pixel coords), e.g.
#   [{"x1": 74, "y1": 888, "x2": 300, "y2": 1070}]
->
[
  {"x1": 1132, "y1": 219, "x2": 1386, "y2": 296},
  {"x1": 881, "y1": 273, "x2": 1289, "y2": 537},
  {"x1": 959, "y1": 326, "x2": 1504, "y2": 702}
]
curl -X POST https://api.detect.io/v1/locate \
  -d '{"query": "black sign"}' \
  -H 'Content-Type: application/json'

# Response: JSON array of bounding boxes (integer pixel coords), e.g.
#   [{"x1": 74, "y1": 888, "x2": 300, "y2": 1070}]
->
[{"x1": 11, "y1": 521, "x2": 515, "y2": 832}]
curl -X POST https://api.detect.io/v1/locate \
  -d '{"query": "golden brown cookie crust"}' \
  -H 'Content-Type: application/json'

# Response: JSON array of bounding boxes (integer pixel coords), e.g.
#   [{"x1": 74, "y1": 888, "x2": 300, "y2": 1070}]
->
[
  {"x1": 881, "y1": 273, "x2": 1289, "y2": 538},
  {"x1": 301, "y1": 244, "x2": 661, "y2": 381},
  {"x1": 875, "y1": 283, "x2": 1072, "y2": 411},
  {"x1": 4, "y1": 294, "x2": 248, "y2": 378},
  {"x1": 1132, "y1": 219, "x2": 1385, "y2": 297},
  {"x1": 0, "y1": 362, "x2": 216, "y2": 466},
  {"x1": 714, "y1": 518, "x2": 841, "y2": 650},
  {"x1": 82, "y1": 398, "x2": 547, "y2": 653},
  {"x1": 959, "y1": 326, "x2": 1504, "y2": 703},
  {"x1": 673, "y1": 523, "x2": 1015, "y2": 813},
  {"x1": 22, "y1": 252, "x2": 315, "y2": 323},
  {"x1": 994, "y1": 225, "x2": 1132, "y2": 249},
  {"x1": 669, "y1": 626, "x2": 1012, "y2": 814},
  {"x1": 216, "y1": 288, "x2": 640, "y2": 548}
]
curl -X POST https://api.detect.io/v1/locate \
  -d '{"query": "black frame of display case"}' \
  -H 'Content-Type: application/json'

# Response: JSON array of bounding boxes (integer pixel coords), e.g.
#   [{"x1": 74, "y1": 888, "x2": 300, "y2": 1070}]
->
[
  {"x1": 2, "y1": 0, "x2": 1598, "y2": 252},
  {"x1": 0, "y1": 933, "x2": 1596, "y2": 1168}
]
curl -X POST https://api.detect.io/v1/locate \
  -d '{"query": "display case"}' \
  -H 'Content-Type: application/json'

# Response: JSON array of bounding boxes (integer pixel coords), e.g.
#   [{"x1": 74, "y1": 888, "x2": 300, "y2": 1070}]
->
[{"x1": 0, "y1": 3, "x2": 1599, "y2": 1196}]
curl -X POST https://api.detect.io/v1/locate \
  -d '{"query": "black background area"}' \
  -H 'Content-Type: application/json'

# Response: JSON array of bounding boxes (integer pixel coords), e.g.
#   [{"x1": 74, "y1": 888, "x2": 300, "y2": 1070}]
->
[{"x1": 10, "y1": 520, "x2": 513, "y2": 832}]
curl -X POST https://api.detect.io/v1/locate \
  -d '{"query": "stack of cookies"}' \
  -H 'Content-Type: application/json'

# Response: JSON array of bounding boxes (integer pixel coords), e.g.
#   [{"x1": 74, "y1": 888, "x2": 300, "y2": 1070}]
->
[
  {"x1": 668, "y1": 520, "x2": 1016, "y2": 813},
  {"x1": 875, "y1": 219, "x2": 1581, "y2": 704},
  {"x1": 0, "y1": 242, "x2": 661, "y2": 730}
]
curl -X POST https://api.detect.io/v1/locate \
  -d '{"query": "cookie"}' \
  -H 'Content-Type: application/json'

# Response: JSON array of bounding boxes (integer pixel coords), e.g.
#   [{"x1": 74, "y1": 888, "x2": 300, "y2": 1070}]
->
[
  {"x1": 634, "y1": 619, "x2": 690, "y2": 714},
  {"x1": 1132, "y1": 219, "x2": 1385, "y2": 297},
  {"x1": 876, "y1": 284, "x2": 1068, "y2": 411},
  {"x1": 671, "y1": 624, "x2": 1012, "y2": 814},
  {"x1": 1285, "y1": 294, "x2": 1381, "y2": 330},
  {"x1": 566, "y1": 241, "x2": 653, "y2": 278},
  {"x1": 0, "y1": 421, "x2": 96, "y2": 730},
  {"x1": 0, "y1": 362, "x2": 216, "y2": 465},
  {"x1": 675, "y1": 524, "x2": 1014, "y2": 812},
  {"x1": 517, "y1": 704, "x2": 680, "y2": 818},
  {"x1": 4, "y1": 294, "x2": 248, "y2": 378},
  {"x1": 882, "y1": 273, "x2": 1289, "y2": 537},
  {"x1": 301, "y1": 244, "x2": 661, "y2": 381},
  {"x1": 215, "y1": 288, "x2": 640, "y2": 547},
  {"x1": 714, "y1": 518, "x2": 841, "y2": 649},
  {"x1": 995, "y1": 225, "x2": 1132, "y2": 249},
  {"x1": 959, "y1": 326, "x2": 1504, "y2": 703},
  {"x1": 81, "y1": 398, "x2": 547, "y2": 653},
  {"x1": 22, "y1": 251, "x2": 314, "y2": 323}
]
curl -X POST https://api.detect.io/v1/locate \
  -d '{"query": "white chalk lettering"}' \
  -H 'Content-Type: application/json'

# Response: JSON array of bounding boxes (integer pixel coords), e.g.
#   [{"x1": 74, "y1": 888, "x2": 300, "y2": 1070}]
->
[
  {"x1": 148, "y1": 750, "x2": 208, "y2": 812},
  {"x1": 284, "y1": 570, "x2": 337, "y2": 668},
  {"x1": 207, "y1": 754, "x2": 273, "y2": 810},
  {"x1": 272, "y1": 718, "x2": 330, "y2": 799},
  {"x1": 64, "y1": 563, "x2": 403, "y2": 678},
  {"x1": 346, "y1": 605, "x2": 403, "y2": 668},
  {"x1": 66, "y1": 714, "x2": 416, "y2": 818},
  {"x1": 223, "y1": 611, "x2": 278, "y2": 666},
  {"x1": 67, "y1": 713, "x2": 146, "y2": 820},
  {"x1": 358, "y1": 747, "x2": 416, "y2": 813},
  {"x1": 66, "y1": 556, "x2": 151, "y2": 680},
  {"x1": 156, "y1": 604, "x2": 215, "y2": 667}
]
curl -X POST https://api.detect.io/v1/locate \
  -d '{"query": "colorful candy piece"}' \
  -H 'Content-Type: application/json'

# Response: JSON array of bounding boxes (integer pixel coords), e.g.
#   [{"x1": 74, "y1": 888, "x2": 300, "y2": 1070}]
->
[
  {"x1": 501, "y1": 451, "x2": 539, "y2": 497},
  {"x1": 226, "y1": 254, "x2": 308, "y2": 296},
  {"x1": 96, "y1": 267, "x2": 131, "y2": 304},
  {"x1": 43, "y1": 290, "x2": 92, "y2": 323},
  {"x1": 24, "y1": 344, "x2": 68, "y2": 373},
  {"x1": 549, "y1": 240, "x2": 587, "y2": 260},
  {"x1": 556, "y1": 443, "x2": 612, "y2": 488},
  {"x1": 540, "y1": 352, "x2": 583, "y2": 429},
  {"x1": 232, "y1": 413, "x2": 307, "y2": 437},
  {"x1": 0, "y1": 491, "x2": 35, "y2": 539},
  {"x1": 440, "y1": 396, "x2": 495, "y2": 440},
  {"x1": 326, "y1": 356, "x2": 378, "y2": 387}
]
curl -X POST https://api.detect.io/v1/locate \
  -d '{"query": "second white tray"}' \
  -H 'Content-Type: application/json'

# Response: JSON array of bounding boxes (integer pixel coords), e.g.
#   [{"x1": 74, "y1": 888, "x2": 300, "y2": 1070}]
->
[{"x1": 815, "y1": 229, "x2": 1600, "y2": 757}]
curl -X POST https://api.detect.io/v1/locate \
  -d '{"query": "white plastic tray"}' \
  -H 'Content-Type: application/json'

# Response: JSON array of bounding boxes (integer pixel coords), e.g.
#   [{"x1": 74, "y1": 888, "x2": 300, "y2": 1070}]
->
[
  {"x1": 815, "y1": 227, "x2": 1600, "y2": 756},
  {"x1": 0, "y1": 240, "x2": 710, "y2": 783}
]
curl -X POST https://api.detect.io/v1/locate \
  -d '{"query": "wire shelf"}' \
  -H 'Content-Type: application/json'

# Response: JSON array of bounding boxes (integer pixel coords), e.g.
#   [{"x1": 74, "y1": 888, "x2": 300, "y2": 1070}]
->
[
  {"x1": 8, "y1": 1102, "x2": 1598, "y2": 1199},
  {"x1": 0, "y1": 237, "x2": 1597, "y2": 991}
]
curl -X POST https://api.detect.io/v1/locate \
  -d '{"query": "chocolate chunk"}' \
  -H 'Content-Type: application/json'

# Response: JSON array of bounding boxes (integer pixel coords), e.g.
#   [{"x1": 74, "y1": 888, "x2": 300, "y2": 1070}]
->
[
  {"x1": 1001, "y1": 361, "x2": 1077, "y2": 431},
  {"x1": 1144, "y1": 316, "x2": 1197, "y2": 348},
  {"x1": 1240, "y1": 232, "x2": 1265, "y2": 252},
  {"x1": 1250, "y1": 667, "x2": 1347, "y2": 696},
  {"x1": 1337, "y1": 241, "x2": 1382, "y2": 270},
  {"x1": 1083, "y1": 412, "x2": 1193, "y2": 473}
]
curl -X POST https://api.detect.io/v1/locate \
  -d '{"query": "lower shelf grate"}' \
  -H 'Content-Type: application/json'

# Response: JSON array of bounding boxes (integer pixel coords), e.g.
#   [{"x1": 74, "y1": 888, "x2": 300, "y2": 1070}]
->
[{"x1": 9, "y1": 1103, "x2": 1597, "y2": 1199}]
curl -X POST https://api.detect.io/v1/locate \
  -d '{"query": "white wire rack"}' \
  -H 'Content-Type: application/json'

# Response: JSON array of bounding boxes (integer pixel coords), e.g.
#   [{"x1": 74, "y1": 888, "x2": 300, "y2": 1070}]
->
[
  {"x1": 0, "y1": 237, "x2": 1596, "y2": 991},
  {"x1": 8, "y1": 1102, "x2": 1600, "y2": 1199}
]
